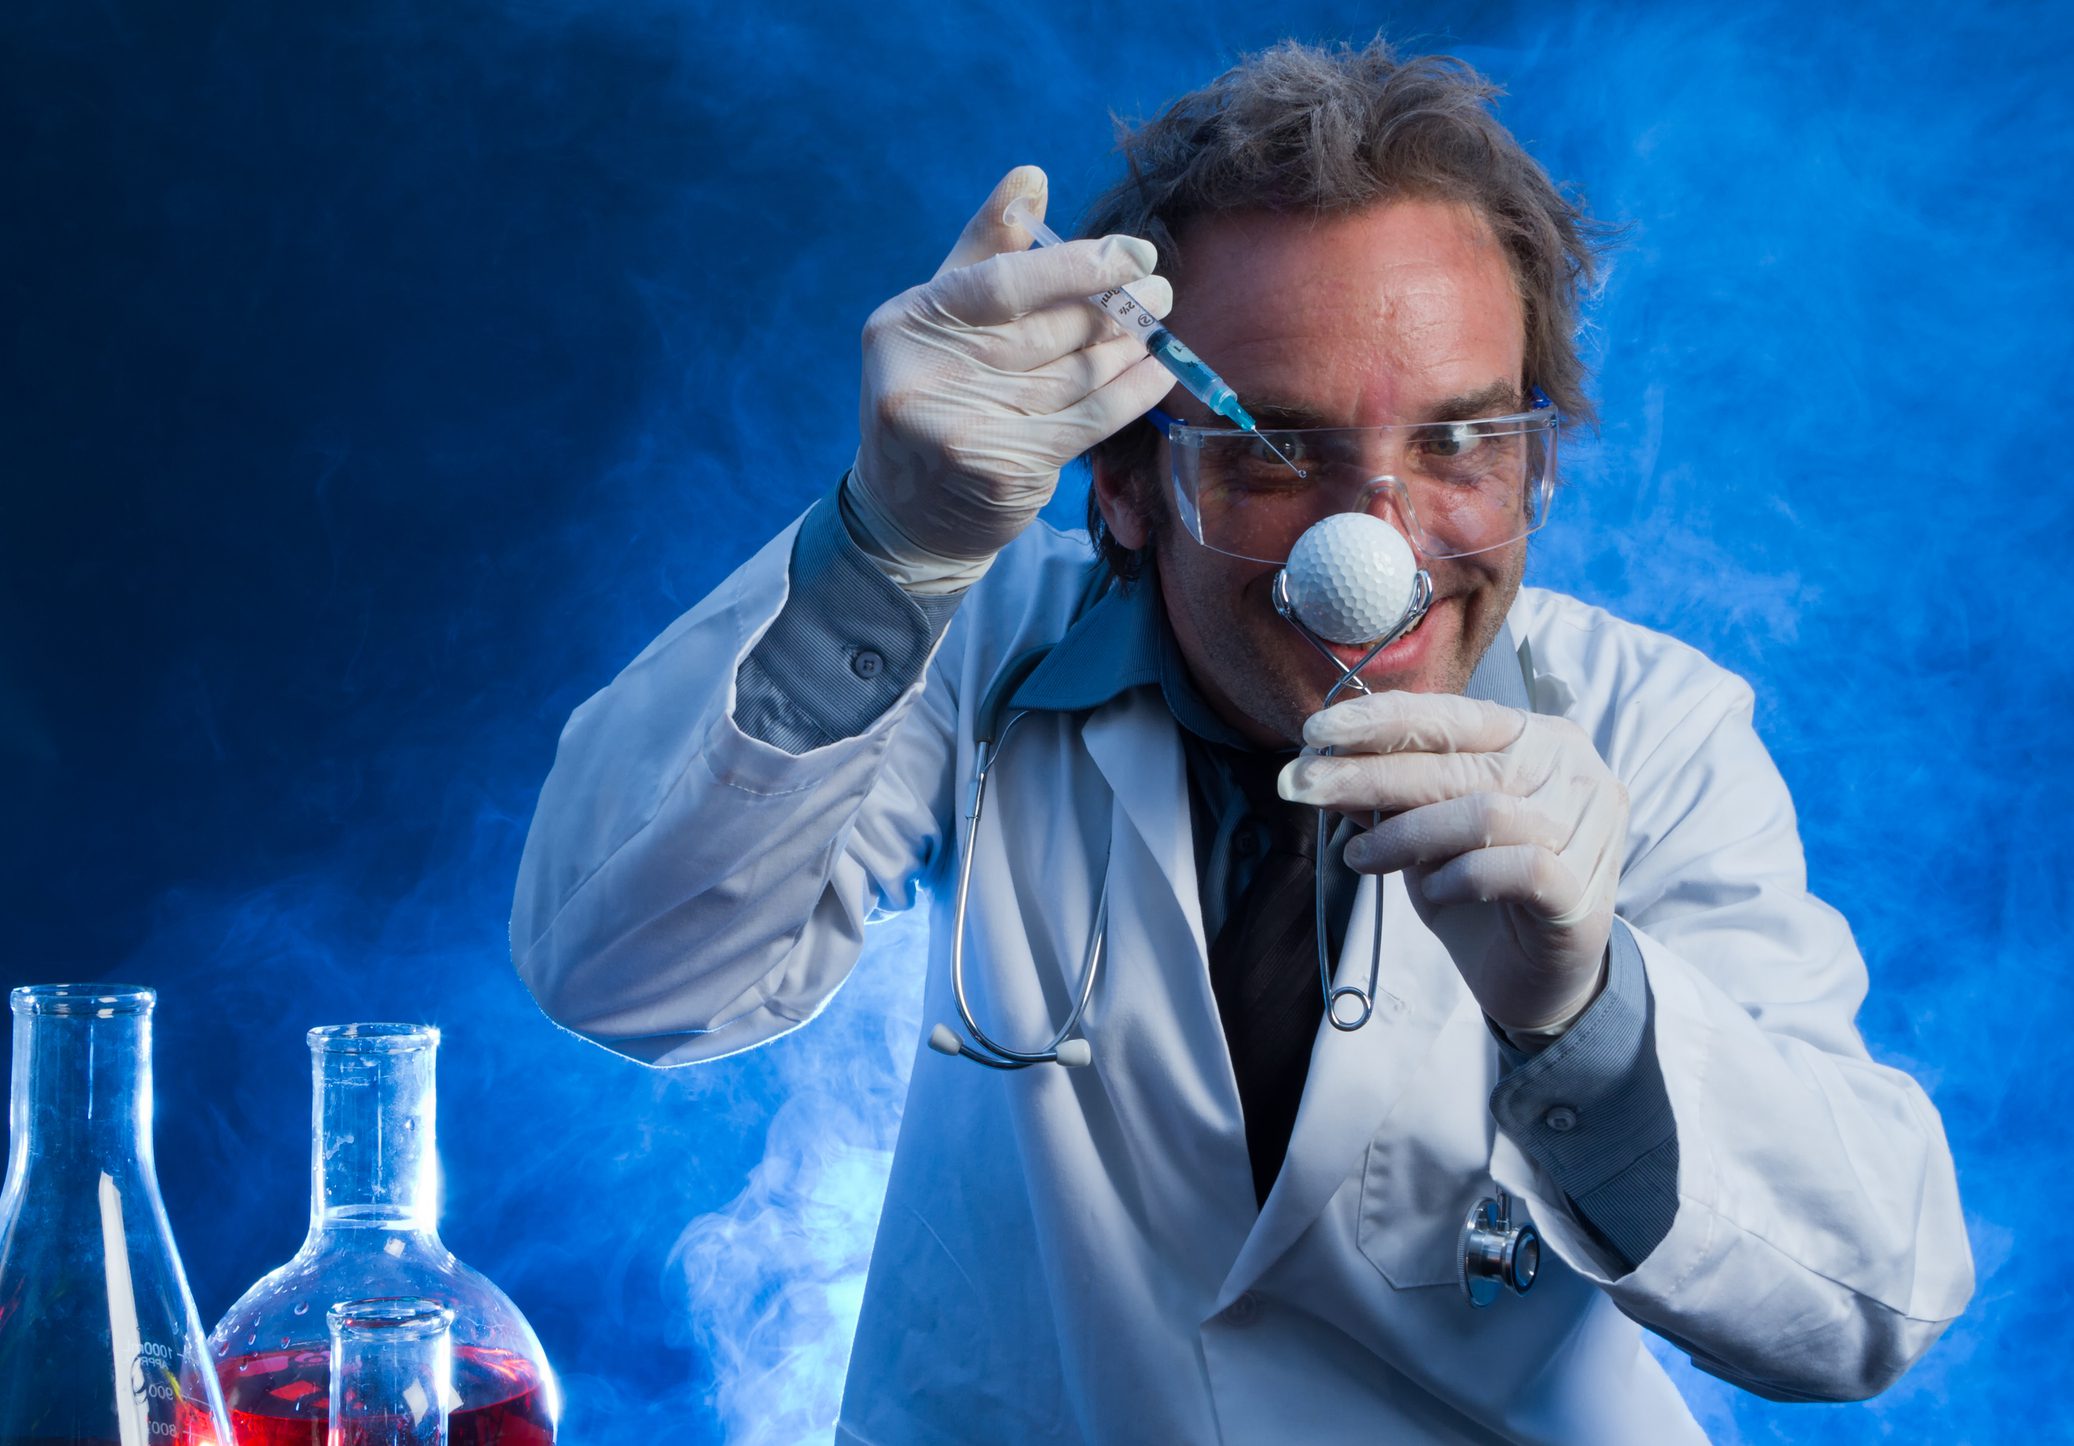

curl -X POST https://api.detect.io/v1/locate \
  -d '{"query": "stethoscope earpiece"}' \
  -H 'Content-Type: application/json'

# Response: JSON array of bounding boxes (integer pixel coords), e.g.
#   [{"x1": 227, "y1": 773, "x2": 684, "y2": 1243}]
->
[{"x1": 928, "y1": 1021, "x2": 1092, "y2": 1068}]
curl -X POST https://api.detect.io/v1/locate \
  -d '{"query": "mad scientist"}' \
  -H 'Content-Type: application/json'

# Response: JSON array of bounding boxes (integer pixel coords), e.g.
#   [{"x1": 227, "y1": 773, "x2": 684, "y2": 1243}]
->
[{"x1": 511, "y1": 38, "x2": 1971, "y2": 1444}]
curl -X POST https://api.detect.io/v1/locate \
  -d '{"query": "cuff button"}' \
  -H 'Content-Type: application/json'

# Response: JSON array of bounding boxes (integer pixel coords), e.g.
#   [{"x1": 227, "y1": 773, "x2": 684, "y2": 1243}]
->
[{"x1": 1222, "y1": 1291, "x2": 1260, "y2": 1326}]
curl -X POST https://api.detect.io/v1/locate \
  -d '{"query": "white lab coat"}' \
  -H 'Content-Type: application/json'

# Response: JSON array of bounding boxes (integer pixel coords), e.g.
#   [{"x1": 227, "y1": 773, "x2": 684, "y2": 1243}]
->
[{"x1": 513, "y1": 514, "x2": 1972, "y2": 1445}]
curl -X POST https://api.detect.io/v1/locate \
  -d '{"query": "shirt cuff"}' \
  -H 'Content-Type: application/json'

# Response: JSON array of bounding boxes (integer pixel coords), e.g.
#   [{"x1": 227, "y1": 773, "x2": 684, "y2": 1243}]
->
[
  {"x1": 731, "y1": 487, "x2": 964, "y2": 754},
  {"x1": 1486, "y1": 920, "x2": 1680, "y2": 1272}
]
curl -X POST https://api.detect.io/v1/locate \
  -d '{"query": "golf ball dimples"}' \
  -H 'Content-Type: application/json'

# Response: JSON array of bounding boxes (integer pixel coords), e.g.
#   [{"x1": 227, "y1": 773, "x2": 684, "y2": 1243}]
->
[{"x1": 1282, "y1": 514, "x2": 1417, "y2": 643}]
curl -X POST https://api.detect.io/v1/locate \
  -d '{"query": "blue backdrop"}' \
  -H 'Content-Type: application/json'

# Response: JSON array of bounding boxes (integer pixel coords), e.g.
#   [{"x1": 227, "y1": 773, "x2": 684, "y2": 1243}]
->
[{"x1": 4, "y1": 1, "x2": 2068, "y2": 1441}]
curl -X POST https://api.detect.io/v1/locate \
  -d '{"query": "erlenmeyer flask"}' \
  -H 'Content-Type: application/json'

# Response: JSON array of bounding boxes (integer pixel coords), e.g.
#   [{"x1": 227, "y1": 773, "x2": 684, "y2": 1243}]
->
[
  {"x1": 0, "y1": 983, "x2": 235, "y2": 1446},
  {"x1": 209, "y1": 1025, "x2": 556, "y2": 1444},
  {"x1": 327, "y1": 1299, "x2": 453, "y2": 1446}
]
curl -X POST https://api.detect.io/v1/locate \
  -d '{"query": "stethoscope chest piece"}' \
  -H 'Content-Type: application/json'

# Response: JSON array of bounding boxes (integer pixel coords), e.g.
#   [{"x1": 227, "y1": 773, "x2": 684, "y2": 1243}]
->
[{"x1": 1459, "y1": 1189, "x2": 1539, "y2": 1307}]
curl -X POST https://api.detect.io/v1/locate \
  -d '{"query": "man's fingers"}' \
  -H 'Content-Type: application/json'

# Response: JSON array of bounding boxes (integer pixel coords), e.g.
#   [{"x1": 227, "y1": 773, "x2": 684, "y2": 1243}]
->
[
  {"x1": 1415, "y1": 845, "x2": 1578, "y2": 917},
  {"x1": 997, "y1": 333, "x2": 1170, "y2": 418},
  {"x1": 933, "y1": 166, "x2": 1049, "y2": 280},
  {"x1": 1344, "y1": 793, "x2": 1567, "y2": 875},
  {"x1": 1281, "y1": 749, "x2": 1511, "y2": 813},
  {"x1": 973, "y1": 275, "x2": 1174, "y2": 372},
  {"x1": 932, "y1": 235, "x2": 1160, "y2": 329},
  {"x1": 1036, "y1": 353, "x2": 1177, "y2": 453},
  {"x1": 1303, "y1": 691, "x2": 1526, "y2": 756}
]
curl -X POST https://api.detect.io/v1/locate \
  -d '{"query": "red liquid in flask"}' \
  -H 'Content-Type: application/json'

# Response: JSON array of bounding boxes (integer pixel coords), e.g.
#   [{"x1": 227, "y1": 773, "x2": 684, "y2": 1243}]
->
[
  {"x1": 4, "y1": 1397, "x2": 226, "y2": 1446},
  {"x1": 218, "y1": 1345, "x2": 553, "y2": 1445}
]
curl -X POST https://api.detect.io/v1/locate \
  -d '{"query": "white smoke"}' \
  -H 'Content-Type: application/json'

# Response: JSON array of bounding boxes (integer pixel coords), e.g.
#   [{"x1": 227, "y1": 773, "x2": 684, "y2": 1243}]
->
[{"x1": 662, "y1": 910, "x2": 928, "y2": 1445}]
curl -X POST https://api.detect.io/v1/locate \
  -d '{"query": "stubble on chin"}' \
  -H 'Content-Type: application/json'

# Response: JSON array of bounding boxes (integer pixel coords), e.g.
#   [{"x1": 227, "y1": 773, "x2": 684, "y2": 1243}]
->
[
  {"x1": 1187, "y1": 572, "x2": 1338, "y2": 747},
  {"x1": 1227, "y1": 640, "x2": 1320, "y2": 746}
]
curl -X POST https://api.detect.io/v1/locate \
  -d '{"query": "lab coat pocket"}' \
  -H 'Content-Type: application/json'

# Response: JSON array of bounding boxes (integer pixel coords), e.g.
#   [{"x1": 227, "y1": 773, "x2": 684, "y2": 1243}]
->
[{"x1": 1355, "y1": 1011, "x2": 1504, "y2": 1290}]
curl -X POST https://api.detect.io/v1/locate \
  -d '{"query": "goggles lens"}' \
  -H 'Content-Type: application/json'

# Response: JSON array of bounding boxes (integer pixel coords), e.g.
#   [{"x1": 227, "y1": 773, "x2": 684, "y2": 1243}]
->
[{"x1": 1166, "y1": 410, "x2": 1558, "y2": 563}]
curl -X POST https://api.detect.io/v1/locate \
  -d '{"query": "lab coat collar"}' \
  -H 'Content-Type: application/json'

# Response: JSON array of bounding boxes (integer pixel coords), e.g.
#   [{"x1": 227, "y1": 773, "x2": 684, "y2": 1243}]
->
[
  {"x1": 1008, "y1": 570, "x2": 1159, "y2": 714},
  {"x1": 1008, "y1": 567, "x2": 1254, "y2": 749}
]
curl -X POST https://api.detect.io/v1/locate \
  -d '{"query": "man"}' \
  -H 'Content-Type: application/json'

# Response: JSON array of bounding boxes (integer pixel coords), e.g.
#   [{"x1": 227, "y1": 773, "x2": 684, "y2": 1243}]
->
[{"x1": 512, "y1": 40, "x2": 1971, "y2": 1443}]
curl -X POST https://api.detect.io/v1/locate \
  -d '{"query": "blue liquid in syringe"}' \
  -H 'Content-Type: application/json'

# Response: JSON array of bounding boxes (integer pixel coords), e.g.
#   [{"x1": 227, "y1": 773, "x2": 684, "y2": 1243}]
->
[
  {"x1": 1086, "y1": 278, "x2": 1250, "y2": 424},
  {"x1": 1146, "y1": 330, "x2": 1250, "y2": 426}
]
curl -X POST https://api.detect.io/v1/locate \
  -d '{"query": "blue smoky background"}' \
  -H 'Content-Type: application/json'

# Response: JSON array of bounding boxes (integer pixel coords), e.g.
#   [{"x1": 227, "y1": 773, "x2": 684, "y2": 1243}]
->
[{"x1": 3, "y1": 1, "x2": 2067, "y2": 1440}]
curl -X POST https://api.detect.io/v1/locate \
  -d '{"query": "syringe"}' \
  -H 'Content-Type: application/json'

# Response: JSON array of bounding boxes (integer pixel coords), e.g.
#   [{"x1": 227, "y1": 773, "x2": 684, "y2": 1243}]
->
[{"x1": 1003, "y1": 197, "x2": 1303, "y2": 477}]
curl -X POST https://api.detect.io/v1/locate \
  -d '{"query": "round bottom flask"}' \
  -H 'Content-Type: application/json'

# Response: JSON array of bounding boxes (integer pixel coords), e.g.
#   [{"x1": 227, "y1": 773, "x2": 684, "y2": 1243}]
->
[{"x1": 208, "y1": 1025, "x2": 556, "y2": 1443}]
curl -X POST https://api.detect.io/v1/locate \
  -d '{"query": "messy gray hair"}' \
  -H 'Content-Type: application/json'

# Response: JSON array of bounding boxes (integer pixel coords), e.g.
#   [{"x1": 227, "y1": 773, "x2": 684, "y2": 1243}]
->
[{"x1": 1080, "y1": 37, "x2": 1612, "y2": 581}]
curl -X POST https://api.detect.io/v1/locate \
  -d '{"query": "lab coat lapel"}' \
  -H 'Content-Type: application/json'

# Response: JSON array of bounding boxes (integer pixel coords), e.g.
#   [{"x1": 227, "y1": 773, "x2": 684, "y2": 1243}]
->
[
  {"x1": 1008, "y1": 573, "x2": 1252, "y2": 1230},
  {"x1": 1079, "y1": 692, "x2": 1208, "y2": 980},
  {"x1": 1219, "y1": 872, "x2": 1470, "y2": 1301},
  {"x1": 1079, "y1": 692, "x2": 1259, "y2": 1241}
]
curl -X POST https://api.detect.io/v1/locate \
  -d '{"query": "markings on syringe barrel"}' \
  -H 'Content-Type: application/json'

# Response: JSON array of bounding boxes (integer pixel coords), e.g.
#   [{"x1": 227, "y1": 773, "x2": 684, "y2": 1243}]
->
[
  {"x1": 1148, "y1": 331, "x2": 1199, "y2": 363},
  {"x1": 1094, "y1": 286, "x2": 1161, "y2": 329}
]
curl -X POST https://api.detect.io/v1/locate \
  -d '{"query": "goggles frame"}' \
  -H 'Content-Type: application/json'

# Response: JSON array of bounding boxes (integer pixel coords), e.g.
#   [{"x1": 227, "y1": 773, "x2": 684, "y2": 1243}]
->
[{"x1": 1149, "y1": 388, "x2": 1560, "y2": 564}]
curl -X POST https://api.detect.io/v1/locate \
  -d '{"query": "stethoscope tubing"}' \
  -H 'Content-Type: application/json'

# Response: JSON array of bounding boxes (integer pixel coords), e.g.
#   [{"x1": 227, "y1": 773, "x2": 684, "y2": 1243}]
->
[
  {"x1": 1273, "y1": 568, "x2": 1434, "y2": 1029},
  {"x1": 946, "y1": 712, "x2": 1109, "y2": 1068}
]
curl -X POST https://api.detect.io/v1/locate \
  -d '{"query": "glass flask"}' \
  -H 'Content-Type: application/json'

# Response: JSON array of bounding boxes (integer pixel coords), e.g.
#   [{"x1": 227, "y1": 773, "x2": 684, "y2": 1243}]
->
[
  {"x1": 210, "y1": 1025, "x2": 556, "y2": 1444},
  {"x1": 0, "y1": 983, "x2": 235, "y2": 1446},
  {"x1": 327, "y1": 1299, "x2": 452, "y2": 1446}
]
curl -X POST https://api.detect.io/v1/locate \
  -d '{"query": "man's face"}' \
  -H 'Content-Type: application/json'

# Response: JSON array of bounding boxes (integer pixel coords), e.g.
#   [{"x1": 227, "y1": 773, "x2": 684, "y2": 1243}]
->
[{"x1": 1096, "y1": 199, "x2": 1531, "y2": 748}]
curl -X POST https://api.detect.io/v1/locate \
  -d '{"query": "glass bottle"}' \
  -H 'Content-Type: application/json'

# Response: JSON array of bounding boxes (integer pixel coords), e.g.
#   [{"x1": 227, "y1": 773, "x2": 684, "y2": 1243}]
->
[
  {"x1": 0, "y1": 982, "x2": 236, "y2": 1446},
  {"x1": 327, "y1": 1299, "x2": 453, "y2": 1446},
  {"x1": 210, "y1": 1025, "x2": 556, "y2": 1444}
]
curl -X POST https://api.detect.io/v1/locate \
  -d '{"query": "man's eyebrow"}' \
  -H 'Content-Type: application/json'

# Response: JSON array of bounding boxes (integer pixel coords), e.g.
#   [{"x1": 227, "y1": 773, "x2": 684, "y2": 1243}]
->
[
  {"x1": 1167, "y1": 396, "x2": 1329, "y2": 430},
  {"x1": 1244, "y1": 401, "x2": 1339, "y2": 429},
  {"x1": 1421, "y1": 382, "x2": 1528, "y2": 422}
]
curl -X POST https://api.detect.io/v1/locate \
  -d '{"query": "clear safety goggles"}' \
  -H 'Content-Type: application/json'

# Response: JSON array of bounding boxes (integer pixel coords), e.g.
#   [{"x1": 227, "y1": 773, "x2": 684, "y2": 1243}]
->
[{"x1": 1154, "y1": 394, "x2": 1560, "y2": 564}]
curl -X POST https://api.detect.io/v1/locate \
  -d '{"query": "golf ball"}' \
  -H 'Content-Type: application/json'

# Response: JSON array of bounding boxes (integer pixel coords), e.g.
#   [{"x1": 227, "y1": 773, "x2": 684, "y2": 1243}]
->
[{"x1": 1281, "y1": 514, "x2": 1418, "y2": 644}]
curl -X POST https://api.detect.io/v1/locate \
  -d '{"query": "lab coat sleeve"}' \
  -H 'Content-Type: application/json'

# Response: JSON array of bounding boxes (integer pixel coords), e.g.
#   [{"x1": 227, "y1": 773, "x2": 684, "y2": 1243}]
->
[
  {"x1": 509, "y1": 502, "x2": 963, "y2": 1065},
  {"x1": 1491, "y1": 672, "x2": 1974, "y2": 1402}
]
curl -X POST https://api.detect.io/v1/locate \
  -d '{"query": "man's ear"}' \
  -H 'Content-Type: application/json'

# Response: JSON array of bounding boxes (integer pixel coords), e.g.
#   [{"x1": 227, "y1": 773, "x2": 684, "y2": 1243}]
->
[{"x1": 1091, "y1": 453, "x2": 1152, "y2": 550}]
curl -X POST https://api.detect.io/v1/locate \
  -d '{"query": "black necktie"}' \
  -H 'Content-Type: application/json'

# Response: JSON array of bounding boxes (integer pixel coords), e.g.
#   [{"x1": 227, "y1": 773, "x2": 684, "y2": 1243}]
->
[{"x1": 1207, "y1": 752, "x2": 1337, "y2": 1208}]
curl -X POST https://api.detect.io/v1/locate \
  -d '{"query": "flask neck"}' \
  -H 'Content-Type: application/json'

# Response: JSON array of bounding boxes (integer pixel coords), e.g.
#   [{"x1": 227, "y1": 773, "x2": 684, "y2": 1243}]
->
[
  {"x1": 309, "y1": 1027, "x2": 440, "y2": 1233},
  {"x1": 7, "y1": 1000, "x2": 154, "y2": 1185}
]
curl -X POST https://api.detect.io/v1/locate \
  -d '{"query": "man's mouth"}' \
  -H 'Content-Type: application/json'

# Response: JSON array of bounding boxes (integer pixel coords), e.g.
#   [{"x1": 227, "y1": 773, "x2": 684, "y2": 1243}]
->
[{"x1": 1322, "y1": 595, "x2": 1443, "y2": 680}]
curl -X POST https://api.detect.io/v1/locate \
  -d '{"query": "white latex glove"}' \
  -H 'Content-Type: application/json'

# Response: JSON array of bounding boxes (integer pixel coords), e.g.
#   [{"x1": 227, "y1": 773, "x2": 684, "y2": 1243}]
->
[
  {"x1": 847, "y1": 166, "x2": 1176, "y2": 591},
  {"x1": 1280, "y1": 692, "x2": 1627, "y2": 1036}
]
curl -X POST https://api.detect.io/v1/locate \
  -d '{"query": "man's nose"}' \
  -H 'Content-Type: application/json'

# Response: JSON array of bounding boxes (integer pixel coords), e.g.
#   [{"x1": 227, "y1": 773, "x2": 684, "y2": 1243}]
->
[{"x1": 1356, "y1": 480, "x2": 1429, "y2": 562}]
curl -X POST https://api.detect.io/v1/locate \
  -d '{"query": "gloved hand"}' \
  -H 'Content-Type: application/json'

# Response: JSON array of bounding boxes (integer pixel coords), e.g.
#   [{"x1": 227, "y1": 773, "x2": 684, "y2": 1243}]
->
[
  {"x1": 847, "y1": 166, "x2": 1177, "y2": 591},
  {"x1": 1280, "y1": 692, "x2": 1627, "y2": 1036}
]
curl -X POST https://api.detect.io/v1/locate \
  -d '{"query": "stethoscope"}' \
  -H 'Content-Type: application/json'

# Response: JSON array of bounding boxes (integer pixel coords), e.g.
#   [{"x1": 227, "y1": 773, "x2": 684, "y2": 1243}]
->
[{"x1": 926, "y1": 516, "x2": 1539, "y2": 1306}]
